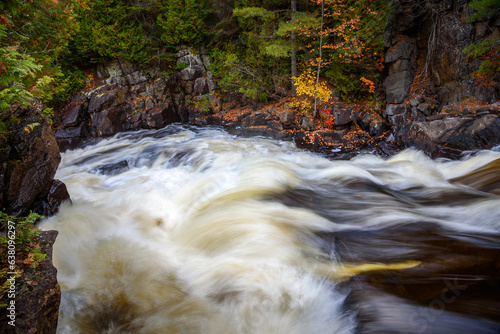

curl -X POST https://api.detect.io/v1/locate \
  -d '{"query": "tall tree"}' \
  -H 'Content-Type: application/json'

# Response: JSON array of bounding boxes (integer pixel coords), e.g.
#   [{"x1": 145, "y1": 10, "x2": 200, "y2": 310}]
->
[
  {"x1": 232, "y1": 3, "x2": 318, "y2": 97},
  {"x1": 291, "y1": 0, "x2": 297, "y2": 96},
  {"x1": 313, "y1": 0, "x2": 324, "y2": 119},
  {"x1": 307, "y1": 0, "x2": 390, "y2": 100}
]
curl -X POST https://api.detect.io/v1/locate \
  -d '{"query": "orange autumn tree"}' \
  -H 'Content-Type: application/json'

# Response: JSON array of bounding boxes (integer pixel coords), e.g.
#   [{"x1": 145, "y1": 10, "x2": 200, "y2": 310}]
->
[{"x1": 300, "y1": 0, "x2": 390, "y2": 101}]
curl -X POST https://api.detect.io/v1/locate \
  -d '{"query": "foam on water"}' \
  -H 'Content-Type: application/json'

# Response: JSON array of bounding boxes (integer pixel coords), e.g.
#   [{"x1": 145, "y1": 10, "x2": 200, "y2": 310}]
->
[{"x1": 41, "y1": 124, "x2": 500, "y2": 333}]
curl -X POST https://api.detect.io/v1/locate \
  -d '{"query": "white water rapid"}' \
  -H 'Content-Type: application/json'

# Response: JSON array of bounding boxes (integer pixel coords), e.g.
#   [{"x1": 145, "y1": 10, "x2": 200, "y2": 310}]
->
[{"x1": 41, "y1": 124, "x2": 500, "y2": 334}]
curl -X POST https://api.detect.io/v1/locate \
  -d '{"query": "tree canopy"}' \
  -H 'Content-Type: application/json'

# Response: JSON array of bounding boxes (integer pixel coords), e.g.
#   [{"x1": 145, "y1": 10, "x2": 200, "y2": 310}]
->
[{"x1": 1, "y1": 0, "x2": 394, "y2": 111}]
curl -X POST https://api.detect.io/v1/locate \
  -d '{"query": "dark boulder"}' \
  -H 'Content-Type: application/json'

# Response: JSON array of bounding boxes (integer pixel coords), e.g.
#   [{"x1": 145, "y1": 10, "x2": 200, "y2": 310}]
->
[
  {"x1": 399, "y1": 114, "x2": 500, "y2": 158},
  {"x1": 62, "y1": 103, "x2": 87, "y2": 127},
  {"x1": 2, "y1": 103, "x2": 61, "y2": 216},
  {"x1": 241, "y1": 111, "x2": 275, "y2": 127},
  {"x1": 332, "y1": 104, "x2": 359, "y2": 126},
  {"x1": 55, "y1": 125, "x2": 90, "y2": 139},
  {"x1": 193, "y1": 78, "x2": 210, "y2": 95},
  {"x1": 144, "y1": 104, "x2": 180, "y2": 128},
  {"x1": 91, "y1": 107, "x2": 126, "y2": 137},
  {"x1": 31, "y1": 180, "x2": 71, "y2": 217},
  {"x1": 358, "y1": 110, "x2": 390, "y2": 137},
  {"x1": 274, "y1": 109, "x2": 296, "y2": 128},
  {"x1": 386, "y1": 104, "x2": 412, "y2": 126},
  {"x1": 179, "y1": 67, "x2": 204, "y2": 82},
  {"x1": 88, "y1": 87, "x2": 120, "y2": 114}
]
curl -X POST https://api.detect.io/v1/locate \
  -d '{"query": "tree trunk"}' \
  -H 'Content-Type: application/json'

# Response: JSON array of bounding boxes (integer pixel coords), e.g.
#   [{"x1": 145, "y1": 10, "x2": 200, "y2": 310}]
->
[
  {"x1": 291, "y1": 0, "x2": 297, "y2": 96},
  {"x1": 313, "y1": 0, "x2": 324, "y2": 119}
]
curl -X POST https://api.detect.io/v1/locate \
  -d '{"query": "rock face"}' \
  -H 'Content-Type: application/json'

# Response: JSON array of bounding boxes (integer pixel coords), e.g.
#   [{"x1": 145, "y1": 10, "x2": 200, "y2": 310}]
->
[
  {"x1": 0, "y1": 100, "x2": 67, "y2": 216},
  {"x1": 380, "y1": 0, "x2": 500, "y2": 157},
  {"x1": 0, "y1": 231, "x2": 60, "y2": 334},
  {"x1": 57, "y1": 48, "x2": 218, "y2": 151},
  {"x1": 0, "y1": 100, "x2": 67, "y2": 333}
]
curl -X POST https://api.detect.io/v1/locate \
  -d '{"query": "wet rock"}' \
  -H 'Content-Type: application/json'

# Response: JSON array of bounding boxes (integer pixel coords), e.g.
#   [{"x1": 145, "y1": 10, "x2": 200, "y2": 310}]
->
[
  {"x1": 93, "y1": 160, "x2": 129, "y2": 175},
  {"x1": 398, "y1": 114, "x2": 500, "y2": 158},
  {"x1": 231, "y1": 126, "x2": 289, "y2": 140},
  {"x1": 55, "y1": 125, "x2": 89, "y2": 139},
  {"x1": 46, "y1": 180, "x2": 70, "y2": 214},
  {"x1": 463, "y1": 114, "x2": 500, "y2": 147},
  {"x1": 347, "y1": 282, "x2": 500, "y2": 334},
  {"x1": 375, "y1": 141, "x2": 403, "y2": 158},
  {"x1": 400, "y1": 118, "x2": 472, "y2": 157},
  {"x1": 144, "y1": 105, "x2": 179, "y2": 129},
  {"x1": 32, "y1": 179, "x2": 71, "y2": 217}
]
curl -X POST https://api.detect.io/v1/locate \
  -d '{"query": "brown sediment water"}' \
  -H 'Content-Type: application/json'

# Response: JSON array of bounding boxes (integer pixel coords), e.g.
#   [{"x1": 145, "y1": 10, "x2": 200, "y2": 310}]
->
[{"x1": 41, "y1": 124, "x2": 500, "y2": 333}]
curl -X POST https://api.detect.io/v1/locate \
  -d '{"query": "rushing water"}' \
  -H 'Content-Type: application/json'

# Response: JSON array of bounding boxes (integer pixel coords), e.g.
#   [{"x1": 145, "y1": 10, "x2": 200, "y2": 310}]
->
[{"x1": 41, "y1": 124, "x2": 500, "y2": 334}]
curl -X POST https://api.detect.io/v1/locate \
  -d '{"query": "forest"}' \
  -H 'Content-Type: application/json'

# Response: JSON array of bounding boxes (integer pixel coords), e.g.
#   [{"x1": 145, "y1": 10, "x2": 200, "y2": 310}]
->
[
  {"x1": 1, "y1": 1, "x2": 500, "y2": 333},
  {"x1": 0, "y1": 0, "x2": 492, "y2": 115}
]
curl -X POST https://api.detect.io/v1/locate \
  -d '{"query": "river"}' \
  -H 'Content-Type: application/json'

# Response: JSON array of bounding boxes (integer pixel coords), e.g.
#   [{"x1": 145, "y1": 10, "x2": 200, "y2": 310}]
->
[{"x1": 41, "y1": 124, "x2": 500, "y2": 333}]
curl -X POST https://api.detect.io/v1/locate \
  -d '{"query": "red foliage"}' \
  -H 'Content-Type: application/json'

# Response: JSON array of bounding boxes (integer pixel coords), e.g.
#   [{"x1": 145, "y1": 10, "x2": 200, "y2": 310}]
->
[{"x1": 320, "y1": 109, "x2": 335, "y2": 128}]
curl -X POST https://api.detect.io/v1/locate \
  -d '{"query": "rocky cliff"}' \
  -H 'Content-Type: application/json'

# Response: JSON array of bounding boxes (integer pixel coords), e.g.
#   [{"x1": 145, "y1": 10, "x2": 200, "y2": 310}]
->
[
  {"x1": 382, "y1": 0, "x2": 500, "y2": 157},
  {"x1": 1, "y1": 101, "x2": 67, "y2": 333},
  {"x1": 55, "y1": 47, "x2": 217, "y2": 151},
  {"x1": 1, "y1": 100, "x2": 70, "y2": 216},
  {"x1": 55, "y1": 1, "x2": 499, "y2": 159}
]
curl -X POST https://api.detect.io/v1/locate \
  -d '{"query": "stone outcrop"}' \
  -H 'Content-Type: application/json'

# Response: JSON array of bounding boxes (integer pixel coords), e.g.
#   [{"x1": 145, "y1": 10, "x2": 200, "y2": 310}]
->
[
  {"x1": 0, "y1": 231, "x2": 60, "y2": 334},
  {"x1": 397, "y1": 103, "x2": 500, "y2": 158},
  {"x1": 0, "y1": 99, "x2": 67, "y2": 334},
  {"x1": 380, "y1": 0, "x2": 500, "y2": 157},
  {"x1": 0, "y1": 100, "x2": 68, "y2": 216},
  {"x1": 56, "y1": 48, "x2": 218, "y2": 151}
]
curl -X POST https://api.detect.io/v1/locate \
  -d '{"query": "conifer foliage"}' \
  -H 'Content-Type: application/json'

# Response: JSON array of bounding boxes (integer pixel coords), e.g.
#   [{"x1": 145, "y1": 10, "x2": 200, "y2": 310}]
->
[{"x1": 0, "y1": 0, "x2": 392, "y2": 111}]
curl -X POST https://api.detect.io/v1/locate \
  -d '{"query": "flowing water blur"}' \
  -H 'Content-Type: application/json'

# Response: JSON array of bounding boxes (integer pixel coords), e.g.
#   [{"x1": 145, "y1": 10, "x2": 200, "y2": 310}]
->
[{"x1": 41, "y1": 124, "x2": 500, "y2": 333}]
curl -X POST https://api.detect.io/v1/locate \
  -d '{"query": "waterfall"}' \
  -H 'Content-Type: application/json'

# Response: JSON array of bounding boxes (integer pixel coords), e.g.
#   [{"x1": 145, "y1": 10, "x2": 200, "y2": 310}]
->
[{"x1": 42, "y1": 124, "x2": 500, "y2": 333}]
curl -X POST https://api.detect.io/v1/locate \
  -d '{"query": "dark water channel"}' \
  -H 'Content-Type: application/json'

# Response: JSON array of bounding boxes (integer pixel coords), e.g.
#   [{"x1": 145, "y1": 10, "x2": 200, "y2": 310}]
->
[{"x1": 42, "y1": 124, "x2": 500, "y2": 333}]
